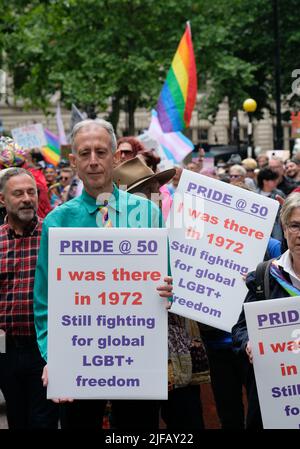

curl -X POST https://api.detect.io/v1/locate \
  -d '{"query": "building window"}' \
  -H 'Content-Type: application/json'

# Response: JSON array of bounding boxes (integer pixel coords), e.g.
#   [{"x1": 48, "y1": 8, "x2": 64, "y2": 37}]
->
[
  {"x1": 239, "y1": 127, "x2": 247, "y2": 144},
  {"x1": 184, "y1": 128, "x2": 193, "y2": 139},
  {"x1": 197, "y1": 128, "x2": 208, "y2": 143}
]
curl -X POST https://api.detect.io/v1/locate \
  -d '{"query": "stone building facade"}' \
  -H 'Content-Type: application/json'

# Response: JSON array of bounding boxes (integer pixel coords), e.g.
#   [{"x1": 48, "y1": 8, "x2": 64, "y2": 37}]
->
[{"x1": 0, "y1": 98, "x2": 292, "y2": 153}]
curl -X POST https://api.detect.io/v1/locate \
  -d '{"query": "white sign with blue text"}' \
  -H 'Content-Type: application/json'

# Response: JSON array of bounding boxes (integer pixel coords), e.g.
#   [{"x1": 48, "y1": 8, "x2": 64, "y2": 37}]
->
[
  {"x1": 11, "y1": 123, "x2": 46, "y2": 149},
  {"x1": 245, "y1": 297, "x2": 300, "y2": 429},
  {"x1": 47, "y1": 228, "x2": 168, "y2": 399},
  {"x1": 167, "y1": 171, "x2": 279, "y2": 331}
]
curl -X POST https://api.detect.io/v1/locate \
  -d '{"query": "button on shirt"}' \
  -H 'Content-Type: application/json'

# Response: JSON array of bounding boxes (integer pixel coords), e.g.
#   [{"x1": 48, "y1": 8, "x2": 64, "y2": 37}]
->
[
  {"x1": 34, "y1": 185, "x2": 164, "y2": 360},
  {"x1": 0, "y1": 217, "x2": 43, "y2": 337}
]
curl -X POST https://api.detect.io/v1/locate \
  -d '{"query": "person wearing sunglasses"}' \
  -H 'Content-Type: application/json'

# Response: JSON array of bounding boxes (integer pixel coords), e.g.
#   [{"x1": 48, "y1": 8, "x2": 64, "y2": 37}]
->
[
  {"x1": 114, "y1": 136, "x2": 145, "y2": 166},
  {"x1": 59, "y1": 167, "x2": 73, "y2": 188},
  {"x1": 229, "y1": 165, "x2": 246, "y2": 185},
  {"x1": 229, "y1": 164, "x2": 256, "y2": 190},
  {"x1": 242, "y1": 158, "x2": 258, "y2": 187},
  {"x1": 47, "y1": 168, "x2": 73, "y2": 208}
]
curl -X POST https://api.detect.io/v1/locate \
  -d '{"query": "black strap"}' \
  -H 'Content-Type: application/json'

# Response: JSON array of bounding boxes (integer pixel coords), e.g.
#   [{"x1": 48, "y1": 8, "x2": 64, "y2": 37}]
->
[{"x1": 255, "y1": 259, "x2": 274, "y2": 301}]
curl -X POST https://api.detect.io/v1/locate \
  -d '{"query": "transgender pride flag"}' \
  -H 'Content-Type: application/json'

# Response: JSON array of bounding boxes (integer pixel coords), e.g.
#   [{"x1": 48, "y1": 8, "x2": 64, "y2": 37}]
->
[
  {"x1": 156, "y1": 22, "x2": 197, "y2": 133},
  {"x1": 148, "y1": 110, "x2": 194, "y2": 163}
]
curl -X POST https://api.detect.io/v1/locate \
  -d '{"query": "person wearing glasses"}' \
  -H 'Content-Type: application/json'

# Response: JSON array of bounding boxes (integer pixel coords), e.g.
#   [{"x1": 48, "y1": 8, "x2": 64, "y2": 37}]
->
[
  {"x1": 48, "y1": 167, "x2": 73, "y2": 207},
  {"x1": 59, "y1": 167, "x2": 73, "y2": 189},
  {"x1": 232, "y1": 193, "x2": 300, "y2": 429},
  {"x1": 229, "y1": 164, "x2": 256, "y2": 190},
  {"x1": 113, "y1": 136, "x2": 145, "y2": 165},
  {"x1": 57, "y1": 167, "x2": 72, "y2": 201},
  {"x1": 242, "y1": 158, "x2": 258, "y2": 187}
]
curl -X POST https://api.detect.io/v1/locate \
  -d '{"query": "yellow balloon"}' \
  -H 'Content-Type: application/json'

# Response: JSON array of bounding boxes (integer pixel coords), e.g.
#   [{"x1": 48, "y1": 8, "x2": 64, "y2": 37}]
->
[{"x1": 243, "y1": 98, "x2": 257, "y2": 112}]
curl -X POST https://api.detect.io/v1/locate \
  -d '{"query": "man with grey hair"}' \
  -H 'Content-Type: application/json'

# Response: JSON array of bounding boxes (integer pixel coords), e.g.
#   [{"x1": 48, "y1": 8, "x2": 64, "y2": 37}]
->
[
  {"x1": 0, "y1": 167, "x2": 58, "y2": 429},
  {"x1": 229, "y1": 164, "x2": 256, "y2": 190},
  {"x1": 70, "y1": 118, "x2": 118, "y2": 153},
  {"x1": 229, "y1": 164, "x2": 247, "y2": 185},
  {"x1": 34, "y1": 119, "x2": 173, "y2": 430}
]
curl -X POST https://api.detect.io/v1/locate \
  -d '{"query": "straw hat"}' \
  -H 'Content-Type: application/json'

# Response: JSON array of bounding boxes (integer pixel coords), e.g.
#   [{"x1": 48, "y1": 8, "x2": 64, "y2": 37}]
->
[
  {"x1": 113, "y1": 156, "x2": 176, "y2": 193},
  {"x1": 242, "y1": 158, "x2": 257, "y2": 170}
]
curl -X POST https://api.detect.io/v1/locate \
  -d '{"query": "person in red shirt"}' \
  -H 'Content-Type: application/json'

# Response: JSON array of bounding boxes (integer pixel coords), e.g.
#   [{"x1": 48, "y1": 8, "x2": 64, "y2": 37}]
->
[
  {"x1": 22, "y1": 152, "x2": 52, "y2": 218},
  {"x1": 0, "y1": 167, "x2": 58, "y2": 429}
]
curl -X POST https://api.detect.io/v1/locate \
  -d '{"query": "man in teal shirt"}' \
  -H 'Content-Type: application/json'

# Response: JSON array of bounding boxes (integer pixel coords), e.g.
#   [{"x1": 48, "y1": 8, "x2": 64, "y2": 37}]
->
[{"x1": 34, "y1": 118, "x2": 172, "y2": 430}]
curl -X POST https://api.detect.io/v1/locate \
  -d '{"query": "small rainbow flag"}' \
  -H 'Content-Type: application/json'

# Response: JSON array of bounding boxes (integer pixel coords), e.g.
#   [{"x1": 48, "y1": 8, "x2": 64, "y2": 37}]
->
[
  {"x1": 41, "y1": 128, "x2": 60, "y2": 166},
  {"x1": 156, "y1": 22, "x2": 197, "y2": 133}
]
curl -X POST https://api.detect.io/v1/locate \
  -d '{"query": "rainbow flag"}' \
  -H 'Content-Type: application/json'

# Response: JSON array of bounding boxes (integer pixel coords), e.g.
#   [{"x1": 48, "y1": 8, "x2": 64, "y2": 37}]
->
[
  {"x1": 156, "y1": 22, "x2": 197, "y2": 133},
  {"x1": 41, "y1": 128, "x2": 60, "y2": 166}
]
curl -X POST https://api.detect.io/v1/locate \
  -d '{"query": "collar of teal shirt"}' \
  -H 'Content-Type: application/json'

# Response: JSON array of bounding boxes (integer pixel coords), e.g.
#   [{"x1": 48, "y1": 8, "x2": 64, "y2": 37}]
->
[{"x1": 80, "y1": 183, "x2": 122, "y2": 215}]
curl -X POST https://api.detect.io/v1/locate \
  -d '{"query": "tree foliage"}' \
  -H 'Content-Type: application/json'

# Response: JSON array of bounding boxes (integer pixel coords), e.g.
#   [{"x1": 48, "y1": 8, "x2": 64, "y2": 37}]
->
[
  {"x1": 1, "y1": 0, "x2": 299, "y2": 132},
  {"x1": 1, "y1": 0, "x2": 197, "y2": 131},
  {"x1": 193, "y1": 0, "x2": 300, "y2": 120}
]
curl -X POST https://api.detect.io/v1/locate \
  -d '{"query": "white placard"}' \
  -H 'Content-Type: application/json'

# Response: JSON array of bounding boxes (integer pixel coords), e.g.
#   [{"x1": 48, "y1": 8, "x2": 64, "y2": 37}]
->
[
  {"x1": 47, "y1": 228, "x2": 168, "y2": 399},
  {"x1": 266, "y1": 150, "x2": 290, "y2": 162},
  {"x1": 244, "y1": 297, "x2": 300, "y2": 429},
  {"x1": 167, "y1": 171, "x2": 279, "y2": 331},
  {"x1": 11, "y1": 123, "x2": 46, "y2": 149},
  {"x1": 201, "y1": 157, "x2": 215, "y2": 169}
]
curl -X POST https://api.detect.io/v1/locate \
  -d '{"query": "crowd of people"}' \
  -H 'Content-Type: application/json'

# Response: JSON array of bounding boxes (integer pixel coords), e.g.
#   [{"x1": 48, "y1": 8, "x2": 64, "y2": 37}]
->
[{"x1": 0, "y1": 121, "x2": 300, "y2": 430}]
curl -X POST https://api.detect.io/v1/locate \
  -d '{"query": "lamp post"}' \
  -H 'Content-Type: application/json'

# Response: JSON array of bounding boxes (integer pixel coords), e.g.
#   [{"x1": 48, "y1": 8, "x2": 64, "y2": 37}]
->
[
  {"x1": 243, "y1": 98, "x2": 257, "y2": 158},
  {"x1": 231, "y1": 115, "x2": 240, "y2": 151},
  {"x1": 273, "y1": 0, "x2": 282, "y2": 149}
]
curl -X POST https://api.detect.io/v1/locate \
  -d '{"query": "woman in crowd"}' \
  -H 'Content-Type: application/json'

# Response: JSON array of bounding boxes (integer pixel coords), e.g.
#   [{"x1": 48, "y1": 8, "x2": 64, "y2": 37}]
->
[
  {"x1": 114, "y1": 136, "x2": 145, "y2": 165},
  {"x1": 232, "y1": 192, "x2": 300, "y2": 428}
]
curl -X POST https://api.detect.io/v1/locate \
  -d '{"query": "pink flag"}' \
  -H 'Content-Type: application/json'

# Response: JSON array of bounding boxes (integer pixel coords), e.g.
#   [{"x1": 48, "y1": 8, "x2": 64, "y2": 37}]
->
[{"x1": 148, "y1": 110, "x2": 194, "y2": 163}]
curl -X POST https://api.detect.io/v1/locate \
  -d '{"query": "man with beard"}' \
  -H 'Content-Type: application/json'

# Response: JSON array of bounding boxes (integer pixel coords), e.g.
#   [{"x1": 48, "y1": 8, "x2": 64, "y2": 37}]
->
[
  {"x1": 0, "y1": 167, "x2": 58, "y2": 429},
  {"x1": 285, "y1": 158, "x2": 300, "y2": 185}
]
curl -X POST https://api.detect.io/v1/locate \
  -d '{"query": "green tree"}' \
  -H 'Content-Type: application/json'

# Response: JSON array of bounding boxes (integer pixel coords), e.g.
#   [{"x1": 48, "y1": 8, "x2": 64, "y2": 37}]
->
[
  {"x1": 193, "y1": 0, "x2": 300, "y2": 124},
  {"x1": 2, "y1": 0, "x2": 300, "y2": 136},
  {"x1": 2, "y1": 0, "x2": 197, "y2": 133}
]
